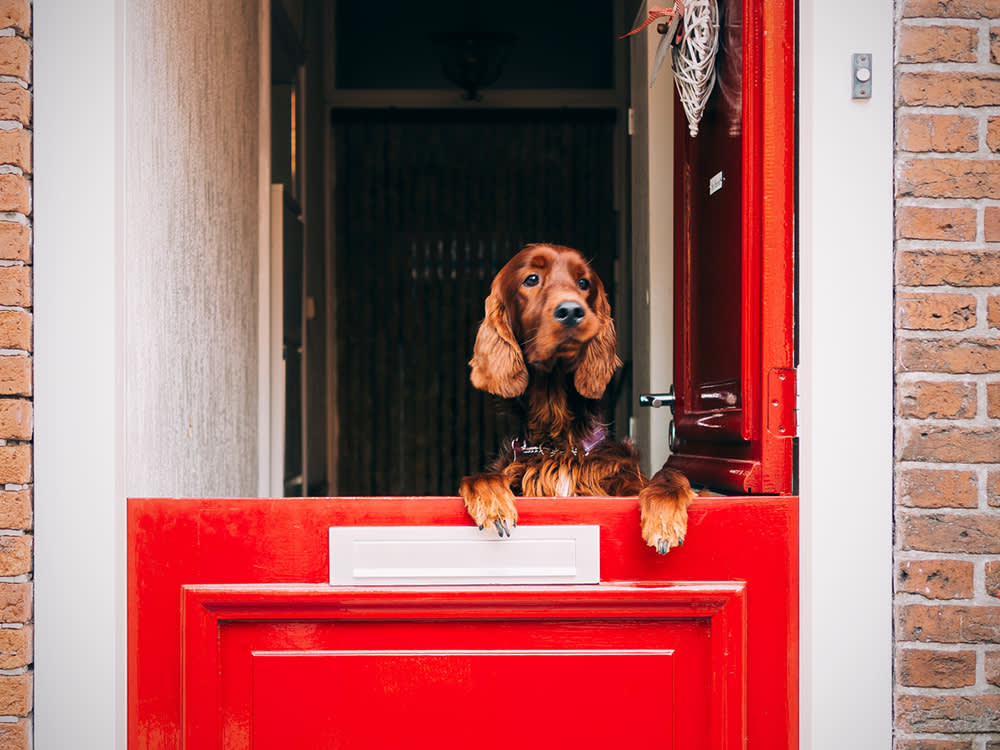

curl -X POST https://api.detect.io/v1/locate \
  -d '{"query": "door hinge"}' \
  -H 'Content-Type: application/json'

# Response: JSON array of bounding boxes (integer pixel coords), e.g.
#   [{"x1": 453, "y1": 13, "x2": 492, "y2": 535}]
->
[
  {"x1": 767, "y1": 368, "x2": 797, "y2": 438},
  {"x1": 627, "y1": 107, "x2": 635, "y2": 136}
]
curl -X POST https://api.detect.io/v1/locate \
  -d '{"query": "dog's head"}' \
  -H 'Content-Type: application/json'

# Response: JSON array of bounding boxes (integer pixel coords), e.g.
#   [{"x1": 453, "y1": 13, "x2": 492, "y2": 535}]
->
[{"x1": 469, "y1": 244, "x2": 620, "y2": 400}]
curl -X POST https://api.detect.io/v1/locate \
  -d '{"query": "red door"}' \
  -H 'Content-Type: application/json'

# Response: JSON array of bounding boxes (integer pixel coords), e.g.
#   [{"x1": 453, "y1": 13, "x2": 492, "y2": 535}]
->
[
  {"x1": 666, "y1": 0, "x2": 795, "y2": 494},
  {"x1": 128, "y1": 1, "x2": 799, "y2": 745},
  {"x1": 129, "y1": 496, "x2": 796, "y2": 749}
]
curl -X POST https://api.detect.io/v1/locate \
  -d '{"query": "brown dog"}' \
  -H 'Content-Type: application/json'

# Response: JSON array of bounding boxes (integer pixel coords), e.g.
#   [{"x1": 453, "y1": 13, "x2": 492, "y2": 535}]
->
[{"x1": 459, "y1": 243, "x2": 694, "y2": 554}]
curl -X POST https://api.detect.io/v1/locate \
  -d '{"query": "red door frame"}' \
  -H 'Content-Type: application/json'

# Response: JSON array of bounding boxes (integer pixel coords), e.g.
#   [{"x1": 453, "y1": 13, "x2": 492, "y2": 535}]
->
[{"x1": 668, "y1": 0, "x2": 795, "y2": 494}]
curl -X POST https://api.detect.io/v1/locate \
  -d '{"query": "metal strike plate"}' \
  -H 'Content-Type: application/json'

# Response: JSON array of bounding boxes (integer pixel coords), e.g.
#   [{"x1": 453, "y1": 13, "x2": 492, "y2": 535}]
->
[{"x1": 852, "y1": 53, "x2": 872, "y2": 99}]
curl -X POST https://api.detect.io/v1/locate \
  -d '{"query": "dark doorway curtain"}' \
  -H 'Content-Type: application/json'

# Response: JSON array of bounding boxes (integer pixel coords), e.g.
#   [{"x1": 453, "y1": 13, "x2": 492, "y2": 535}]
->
[{"x1": 333, "y1": 109, "x2": 616, "y2": 496}]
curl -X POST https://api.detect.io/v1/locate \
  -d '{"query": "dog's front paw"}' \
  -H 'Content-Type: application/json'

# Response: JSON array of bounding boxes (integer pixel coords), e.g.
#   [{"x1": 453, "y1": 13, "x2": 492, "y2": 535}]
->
[
  {"x1": 639, "y1": 468, "x2": 695, "y2": 555},
  {"x1": 459, "y1": 473, "x2": 518, "y2": 537}
]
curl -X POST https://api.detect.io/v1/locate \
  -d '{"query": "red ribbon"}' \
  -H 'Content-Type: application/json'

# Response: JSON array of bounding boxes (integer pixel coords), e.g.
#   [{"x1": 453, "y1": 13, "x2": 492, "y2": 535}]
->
[{"x1": 620, "y1": 1, "x2": 684, "y2": 39}]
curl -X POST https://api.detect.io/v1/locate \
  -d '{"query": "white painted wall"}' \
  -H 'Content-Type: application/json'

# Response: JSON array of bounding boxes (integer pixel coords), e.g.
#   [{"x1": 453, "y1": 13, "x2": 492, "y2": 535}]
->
[
  {"x1": 124, "y1": 0, "x2": 263, "y2": 497},
  {"x1": 630, "y1": 18, "x2": 676, "y2": 476},
  {"x1": 35, "y1": 1, "x2": 270, "y2": 748},
  {"x1": 799, "y1": 0, "x2": 894, "y2": 748}
]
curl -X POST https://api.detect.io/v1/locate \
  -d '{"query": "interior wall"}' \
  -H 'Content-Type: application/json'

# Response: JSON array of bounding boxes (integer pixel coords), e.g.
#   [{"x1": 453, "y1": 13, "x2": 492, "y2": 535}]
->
[
  {"x1": 124, "y1": 0, "x2": 262, "y2": 496},
  {"x1": 630, "y1": 18, "x2": 675, "y2": 477}
]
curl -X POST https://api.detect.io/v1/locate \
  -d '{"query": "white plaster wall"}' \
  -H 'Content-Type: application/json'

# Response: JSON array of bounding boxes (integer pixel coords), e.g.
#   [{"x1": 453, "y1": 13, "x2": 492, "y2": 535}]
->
[
  {"x1": 630, "y1": 15, "x2": 676, "y2": 477},
  {"x1": 125, "y1": 0, "x2": 262, "y2": 496}
]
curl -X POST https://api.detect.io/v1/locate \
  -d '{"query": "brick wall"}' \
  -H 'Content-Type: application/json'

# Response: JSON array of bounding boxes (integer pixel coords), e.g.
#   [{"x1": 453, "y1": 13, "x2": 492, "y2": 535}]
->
[
  {"x1": 896, "y1": 0, "x2": 1000, "y2": 746},
  {"x1": 0, "y1": 0, "x2": 29, "y2": 746}
]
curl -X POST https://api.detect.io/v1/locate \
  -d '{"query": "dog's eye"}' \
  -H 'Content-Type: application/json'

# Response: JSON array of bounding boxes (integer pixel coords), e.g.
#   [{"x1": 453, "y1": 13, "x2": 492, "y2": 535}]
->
[
  {"x1": 578, "y1": 278, "x2": 590, "y2": 291},
  {"x1": 523, "y1": 274, "x2": 540, "y2": 287}
]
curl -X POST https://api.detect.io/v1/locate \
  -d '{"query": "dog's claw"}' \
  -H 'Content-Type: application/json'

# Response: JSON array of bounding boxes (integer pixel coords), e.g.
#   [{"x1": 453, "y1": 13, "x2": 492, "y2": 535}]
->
[
  {"x1": 502, "y1": 519, "x2": 511, "y2": 536},
  {"x1": 657, "y1": 540, "x2": 669, "y2": 555},
  {"x1": 678, "y1": 536, "x2": 684, "y2": 547}
]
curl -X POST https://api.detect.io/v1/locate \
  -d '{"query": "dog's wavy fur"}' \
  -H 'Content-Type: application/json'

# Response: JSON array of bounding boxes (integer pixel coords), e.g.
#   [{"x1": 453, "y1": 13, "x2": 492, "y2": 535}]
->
[{"x1": 460, "y1": 243, "x2": 694, "y2": 554}]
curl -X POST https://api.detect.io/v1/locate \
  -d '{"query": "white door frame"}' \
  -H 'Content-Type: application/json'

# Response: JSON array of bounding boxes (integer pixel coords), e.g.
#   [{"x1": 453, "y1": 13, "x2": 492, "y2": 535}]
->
[
  {"x1": 32, "y1": 1, "x2": 894, "y2": 748},
  {"x1": 798, "y1": 1, "x2": 894, "y2": 747},
  {"x1": 34, "y1": 2, "x2": 126, "y2": 748}
]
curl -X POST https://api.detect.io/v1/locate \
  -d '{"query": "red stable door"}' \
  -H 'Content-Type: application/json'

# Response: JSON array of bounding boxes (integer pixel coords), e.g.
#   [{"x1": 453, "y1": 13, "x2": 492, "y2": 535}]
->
[
  {"x1": 129, "y1": 0, "x2": 799, "y2": 745},
  {"x1": 129, "y1": 496, "x2": 796, "y2": 749},
  {"x1": 663, "y1": 0, "x2": 796, "y2": 495}
]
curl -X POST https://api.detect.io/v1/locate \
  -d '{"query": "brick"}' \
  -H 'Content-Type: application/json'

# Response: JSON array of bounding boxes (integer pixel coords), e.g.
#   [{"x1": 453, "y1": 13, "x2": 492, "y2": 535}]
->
[
  {"x1": 988, "y1": 649, "x2": 1000, "y2": 685},
  {"x1": 0, "y1": 37, "x2": 28, "y2": 82},
  {"x1": 903, "y1": 0, "x2": 1000, "y2": 16},
  {"x1": 896, "y1": 694, "x2": 1000, "y2": 733},
  {"x1": 900, "y1": 24, "x2": 978, "y2": 62},
  {"x1": 0, "y1": 310, "x2": 29, "y2": 351},
  {"x1": 0, "y1": 129, "x2": 29, "y2": 174},
  {"x1": 990, "y1": 472, "x2": 1000, "y2": 506},
  {"x1": 897, "y1": 559, "x2": 974, "y2": 598},
  {"x1": 896, "y1": 206, "x2": 976, "y2": 241},
  {"x1": 900, "y1": 425, "x2": 1000, "y2": 462},
  {"x1": 989, "y1": 382, "x2": 1000, "y2": 416},
  {"x1": 0, "y1": 174, "x2": 27, "y2": 215},
  {"x1": 899, "y1": 158, "x2": 1000, "y2": 199},
  {"x1": 898, "y1": 338, "x2": 1000, "y2": 373},
  {"x1": 898, "y1": 380, "x2": 976, "y2": 418},
  {"x1": 993, "y1": 26, "x2": 1000, "y2": 62},
  {"x1": 900, "y1": 469, "x2": 978, "y2": 508},
  {"x1": 0, "y1": 1, "x2": 29, "y2": 35},
  {"x1": 897, "y1": 648, "x2": 976, "y2": 687},
  {"x1": 0, "y1": 265, "x2": 28, "y2": 308},
  {"x1": 897, "y1": 293, "x2": 976, "y2": 330},
  {"x1": 0, "y1": 355, "x2": 30, "y2": 397},
  {"x1": 898, "y1": 113, "x2": 978, "y2": 153},
  {"x1": 897, "y1": 250, "x2": 1000, "y2": 286},
  {"x1": 0, "y1": 399, "x2": 30, "y2": 440},
  {"x1": 0, "y1": 672, "x2": 30, "y2": 716},
  {"x1": 0, "y1": 583, "x2": 28, "y2": 622},
  {"x1": 0, "y1": 82, "x2": 29, "y2": 126},
  {"x1": 899, "y1": 72, "x2": 1000, "y2": 106},
  {"x1": 0, "y1": 445, "x2": 29, "y2": 484},
  {"x1": 0, "y1": 534, "x2": 29, "y2": 577},
  {"x1": 901, "y1": 512, "x2": 1000, "y2": 552},
  {"x1": 899, "y1": 603, "x2": 1000, "y2": 642},
  {"x1": 0, "y1": 489, "x2": 28, "y2": 530},
  {"x1": 895, "y1": 740, "x2": 973, "y2": 750},
  {"x1": 991, "y1": 294, "x2": 1000, "y2": 327},
  {"x1": 987, "y1": 206, "x2": 1000, "y2": 241},
  {"x1": 0, "y1": 625, "x2": 30, "y2": 670},
  {"x1": 0, "y1": 223, "x2": 28, "y2": 262},
  {"x1": 0, "y1": 720, "x2": 28, "y2": 750},
  {"x1": 989, "y1": 117, "x2": 1000, "y2": 152},
  {"x1": 988, "y1": 559, "x2": 1000, "y2": 595}
]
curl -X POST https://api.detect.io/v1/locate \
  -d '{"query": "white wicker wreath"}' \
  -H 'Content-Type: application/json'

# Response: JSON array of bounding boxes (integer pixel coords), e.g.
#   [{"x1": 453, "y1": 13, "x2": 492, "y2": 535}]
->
[{"x1": 671, "y1": 0, "x2": 721, "y2": 137}]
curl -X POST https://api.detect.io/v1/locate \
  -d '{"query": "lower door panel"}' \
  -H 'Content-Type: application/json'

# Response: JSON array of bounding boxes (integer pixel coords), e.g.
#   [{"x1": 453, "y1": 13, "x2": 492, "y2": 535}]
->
[{"x1": 129, "y1": 496, "x2": 797, "y2": 749}]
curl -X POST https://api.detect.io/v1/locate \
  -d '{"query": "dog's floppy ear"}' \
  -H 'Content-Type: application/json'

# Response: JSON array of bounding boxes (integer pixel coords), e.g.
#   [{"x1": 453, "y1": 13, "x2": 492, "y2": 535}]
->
[
  {"x1": 574, "y1": 277, "x2": 621, "y2": 399},
  {"x1": 469, "y1": 285, "x2": 529, "y2": 398}
]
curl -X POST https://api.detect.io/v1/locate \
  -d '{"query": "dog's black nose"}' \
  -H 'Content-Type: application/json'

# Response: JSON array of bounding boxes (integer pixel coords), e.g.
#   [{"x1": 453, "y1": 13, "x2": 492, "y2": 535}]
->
[{"x1": 554, "y1": 301, "x2": 585, "y2": 327}]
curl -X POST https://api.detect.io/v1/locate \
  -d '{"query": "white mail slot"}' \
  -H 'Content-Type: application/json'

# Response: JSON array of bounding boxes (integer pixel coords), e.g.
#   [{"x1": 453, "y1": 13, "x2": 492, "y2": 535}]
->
[{"x1": 329, "y1": 525, "x2": 600, "y2": 585}]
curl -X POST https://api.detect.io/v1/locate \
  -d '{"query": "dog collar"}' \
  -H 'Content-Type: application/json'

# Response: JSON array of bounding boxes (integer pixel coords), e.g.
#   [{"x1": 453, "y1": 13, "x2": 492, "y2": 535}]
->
[{"x1": 511, "y1": 425, "x2": 607, "y2": 459}]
